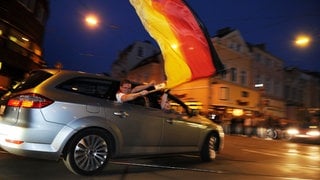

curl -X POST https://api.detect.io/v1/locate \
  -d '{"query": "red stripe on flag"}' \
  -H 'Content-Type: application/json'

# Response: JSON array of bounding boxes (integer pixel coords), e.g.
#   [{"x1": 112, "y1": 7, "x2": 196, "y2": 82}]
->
[{"x1": 152, "y1": 0, "x2": 215, "y2": 80}]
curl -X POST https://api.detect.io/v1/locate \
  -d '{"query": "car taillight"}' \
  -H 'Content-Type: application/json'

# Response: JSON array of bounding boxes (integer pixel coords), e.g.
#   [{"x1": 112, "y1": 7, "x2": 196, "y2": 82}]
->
[{"x1": 7, "y1": 93, "x2": 53, "y2": 108}]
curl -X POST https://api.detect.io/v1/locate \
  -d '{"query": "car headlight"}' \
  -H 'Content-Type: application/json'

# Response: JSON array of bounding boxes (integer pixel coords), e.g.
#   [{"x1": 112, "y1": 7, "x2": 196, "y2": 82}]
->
[
  {"x1": 306, "y1": 130, "x2": 320, "y2": 137},
  {"x1": 287, "y1": 128, "x2": 299, "y2": 135}
]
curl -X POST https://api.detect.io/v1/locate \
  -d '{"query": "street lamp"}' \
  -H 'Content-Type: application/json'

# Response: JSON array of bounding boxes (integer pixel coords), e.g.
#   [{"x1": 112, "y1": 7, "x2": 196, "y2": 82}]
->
[
  {"x1": 294, "y1": 34, "x2": 311, "y2": 48},
  {"x1": 84, "y1": 14, "x2": 99, "y2": 29}
]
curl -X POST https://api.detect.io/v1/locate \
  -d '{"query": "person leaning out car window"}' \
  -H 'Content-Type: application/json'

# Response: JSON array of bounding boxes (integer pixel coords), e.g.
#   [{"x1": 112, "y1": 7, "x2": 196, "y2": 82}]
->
[{"x1": 116, "y1": 79, "x2": 155, "y2": 103}]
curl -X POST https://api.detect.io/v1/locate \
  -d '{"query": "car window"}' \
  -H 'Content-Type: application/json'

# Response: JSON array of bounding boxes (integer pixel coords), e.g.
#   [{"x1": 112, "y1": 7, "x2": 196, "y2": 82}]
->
[
  {"x1": 146, "y1": 91, "x2": 163, "y2": 109},
  {"x1": 169, "y1": 100, "x2": 186, "y2": 114},
  {"x1": 145, "y1": 91, "x2": 190, "y2": 114},
  {"x1": 57, "y1": 77, "x2": 117, "y2": 100},
  {"x1": 11, "y1": 70, "x2": 53, "y2": 93}
]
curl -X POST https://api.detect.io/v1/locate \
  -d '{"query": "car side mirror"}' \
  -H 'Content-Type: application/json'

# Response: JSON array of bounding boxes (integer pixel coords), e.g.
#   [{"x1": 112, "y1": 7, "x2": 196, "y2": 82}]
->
[
  {"x1": 208, "y1": 114, "x2": 222, "y2": 124},
  {"x1": 190, "y1": 109, "x2": 200, "y2": 116}
]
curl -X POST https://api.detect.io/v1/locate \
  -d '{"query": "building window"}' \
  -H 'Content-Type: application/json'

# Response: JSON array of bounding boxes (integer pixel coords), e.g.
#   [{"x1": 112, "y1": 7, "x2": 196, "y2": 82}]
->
[
  {"x1": 265, "y1": 77, "x2": 270, "y2": 94},
  {"x1": 297, "y1": 89, "x2": 303, "y2": 102},
  {"x1": 240, "y1": 70, "x2": 247, "y2": 85},
  {"x1": 230, "y1": 68, "x2": 237, "y2": 82},
  {"x1": 265, "y1": 58, "x2": 271, "y2": 67},
  {"x1": 220, "y1": 65, "x2": 227, "y2": 79},
  {"x1": 284, "y1": 85, "x2": 289, "y2": 100},
  {"x1": 236, "y1": 44, "x2": 241, "y2": 52},
  {"x1": 255, "y1": 74, "x2": 262, "y2": 85},
  {"x1": 227, "y1": 41, "x2": 234, "y2": 49},
  {"x1": 8, "y1": 29, "x2": 30, "y2": 50},
  {"x1": 255, "y1": 53, "x2": 261, "y2": 62},
  {"x1": 0, "y1": 21, "x2": 6, "y2": 36},
  {"x1": 274, "y1": 81, "x2": 280, "y2": 97},
  {"x1": 241, "y1": 91, "x2": 249, "y2": 97},
  {"x1": 220, "y1": 87, "x2": 229, "y2": 100},
  {"x1": 32, "y1": 43, "x2": 42, "y2": 56}
]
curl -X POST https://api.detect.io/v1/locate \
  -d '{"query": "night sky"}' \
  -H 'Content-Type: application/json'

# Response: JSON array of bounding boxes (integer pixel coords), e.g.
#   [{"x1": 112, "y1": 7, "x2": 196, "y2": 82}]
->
[{"x1": 43, "y1": 0, "x2": 320, "y2": 74}]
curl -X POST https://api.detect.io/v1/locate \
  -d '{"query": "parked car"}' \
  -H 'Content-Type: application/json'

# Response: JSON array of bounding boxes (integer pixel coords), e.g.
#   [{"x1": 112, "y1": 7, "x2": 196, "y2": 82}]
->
[{"x1": 0, "y1": 69, "x2": 224, "y2": 176}]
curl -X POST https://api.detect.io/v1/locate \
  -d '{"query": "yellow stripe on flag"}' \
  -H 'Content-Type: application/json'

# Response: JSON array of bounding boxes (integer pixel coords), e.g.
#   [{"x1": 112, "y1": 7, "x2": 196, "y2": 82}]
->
[{"x1": 130, "y1": 0, "x2": 192, "y2": 88}]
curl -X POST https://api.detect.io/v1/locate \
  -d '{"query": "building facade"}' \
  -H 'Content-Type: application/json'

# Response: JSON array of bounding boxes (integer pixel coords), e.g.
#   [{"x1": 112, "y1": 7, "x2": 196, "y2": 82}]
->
[
  {"x1": 284, "y1": 68, "x2": 320, "y2": 122},
  {"x1": 248, "y1": 43, "x2": 286, "y2": 119},
  {"x1": 208, "y1": 28, "x2": 286, "y2": 125},
  {"x1": 111, "y1": 28, "x2": 319, "y2": 127},
  {"x1": 0, "y1": 0, "x2": 49, "y2": 92},
  {"x1": 110, "y1": 41, "x2": 160, "y2": 81}
]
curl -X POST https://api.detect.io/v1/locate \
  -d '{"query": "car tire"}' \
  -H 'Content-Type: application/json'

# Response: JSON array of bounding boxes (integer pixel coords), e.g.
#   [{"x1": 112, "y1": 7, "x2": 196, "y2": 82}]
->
[
  {"x1": 63, "y1": 128, "x2": 111, "y2": 176},
  {"x1": 200, "y1": 132, "x2": 218, "y2": 162}
]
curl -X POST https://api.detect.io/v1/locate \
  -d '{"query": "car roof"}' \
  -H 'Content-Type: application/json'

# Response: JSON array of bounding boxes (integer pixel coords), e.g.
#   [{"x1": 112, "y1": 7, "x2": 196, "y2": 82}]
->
[{"x1": 37, "y1": 69, "x2": 113, "y2": 79}]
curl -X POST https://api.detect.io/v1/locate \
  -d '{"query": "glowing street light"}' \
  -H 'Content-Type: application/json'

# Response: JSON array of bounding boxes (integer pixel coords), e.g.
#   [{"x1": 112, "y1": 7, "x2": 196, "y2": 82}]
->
[
  {"x1": 84, "y1": 14, "x2": 99, "y2": 28},
  {"x1": 294, "y1": 35, "x2": 311, "y2": 47}
]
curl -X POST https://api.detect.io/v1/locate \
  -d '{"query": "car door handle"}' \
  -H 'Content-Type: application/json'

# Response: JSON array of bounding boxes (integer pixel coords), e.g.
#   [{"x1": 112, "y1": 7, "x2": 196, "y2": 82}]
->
[
  {"x1": 166, "y1": 118, "x2": 173, "y2": 124},
  {"x1": 113, "y1": 111, "x2": 129, "y2": 118}
]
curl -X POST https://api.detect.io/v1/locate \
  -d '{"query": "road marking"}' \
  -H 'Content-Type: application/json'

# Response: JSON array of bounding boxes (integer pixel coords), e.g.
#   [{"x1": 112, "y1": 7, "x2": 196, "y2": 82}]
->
[
  {"x1": 111, "y1": 161, "x2": 225, "y2": 174},
  {"x1": 242, "y1": 149, "x2": 283, "y2": 157},
  {"x1": 243, "y1": 148, "x2": 320, "y2": 162}
]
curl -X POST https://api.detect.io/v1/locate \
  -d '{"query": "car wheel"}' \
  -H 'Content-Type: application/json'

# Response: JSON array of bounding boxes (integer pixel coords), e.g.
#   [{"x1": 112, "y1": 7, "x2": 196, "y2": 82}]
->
[
  {"x1": 200, "y1": 133, "x2": 218, "y2": 162},
  {"x1": 63, "y1": 128, "x2": 111, "y2": 176}
]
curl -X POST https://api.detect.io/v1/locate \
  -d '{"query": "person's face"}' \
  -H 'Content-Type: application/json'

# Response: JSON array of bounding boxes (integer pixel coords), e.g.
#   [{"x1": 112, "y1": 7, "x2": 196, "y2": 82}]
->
[{"x1": 120, "y1": 83, "x2": 132, "y2": 94}]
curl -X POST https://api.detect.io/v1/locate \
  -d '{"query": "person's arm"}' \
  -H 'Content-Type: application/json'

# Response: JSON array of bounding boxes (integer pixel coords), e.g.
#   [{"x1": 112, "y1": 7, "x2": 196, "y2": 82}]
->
[
  {"x1": 120, "y1": 90, "x2": 149, "y2": 102},
  {"x1": 131, "y1": 80, "x2": 155, "y2": 93},
  {"x1": 160, "y1": 93, "x2": 168, "y2": 109}
]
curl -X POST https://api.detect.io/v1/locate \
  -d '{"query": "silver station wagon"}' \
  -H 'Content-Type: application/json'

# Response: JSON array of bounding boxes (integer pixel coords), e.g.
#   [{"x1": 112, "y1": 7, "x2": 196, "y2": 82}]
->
[{"x1": 0, "y1": 69, "x2": 224, "y2": 176}]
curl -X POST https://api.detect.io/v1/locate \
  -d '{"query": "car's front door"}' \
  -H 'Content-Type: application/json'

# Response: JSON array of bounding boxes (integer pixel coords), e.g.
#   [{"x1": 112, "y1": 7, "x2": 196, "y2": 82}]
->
[
  {"x1": 106, "y1": 100, "x2": 164, "y2": 155},
  {"x1": 160, "y1": 111, "x2": 202, "y2": 153}
]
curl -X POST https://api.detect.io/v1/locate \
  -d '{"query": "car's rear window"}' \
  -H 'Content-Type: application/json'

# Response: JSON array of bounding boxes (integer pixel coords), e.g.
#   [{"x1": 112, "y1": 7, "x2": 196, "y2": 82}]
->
[
  {"x1": 11, "y1": 71, "x2": 53, "y2": 93},
  {"x1": 57, "y1": 77, "x2": 119, "y2": 100}
]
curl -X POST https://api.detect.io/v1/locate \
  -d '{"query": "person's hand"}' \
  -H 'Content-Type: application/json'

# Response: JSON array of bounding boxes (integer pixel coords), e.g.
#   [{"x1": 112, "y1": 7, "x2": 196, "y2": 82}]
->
[
  {"x1": 164, "y1": 89, "x2": 170, "y2": 94},
  {"x1": 148, "y1": 80, "x2": 156, "y2": 86},
  {"x1": 139, "y1": 90, "x2": 149, "y2": 96},
  {"x1": 154, "y1": 82, "x2": 166, "y2": 90}
]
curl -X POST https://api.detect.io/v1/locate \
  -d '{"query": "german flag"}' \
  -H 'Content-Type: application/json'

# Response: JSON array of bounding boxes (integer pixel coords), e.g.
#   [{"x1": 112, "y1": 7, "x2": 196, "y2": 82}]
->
[{"x1": 130, "y1": 0, "x2": 224, "y2": 88}]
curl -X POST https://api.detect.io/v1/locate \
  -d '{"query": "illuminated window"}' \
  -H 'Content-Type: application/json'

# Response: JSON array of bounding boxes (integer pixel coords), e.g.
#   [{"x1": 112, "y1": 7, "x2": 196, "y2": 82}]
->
[
  {"x1": 8, "y1": 29, "x2": 30, "y2": 49},
  {"x1": 0, "y1": 22, "x2": 5, "y2": 36},
  {"x1": 32, "y1": 44, "x2": 42, "y2": 56}
]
